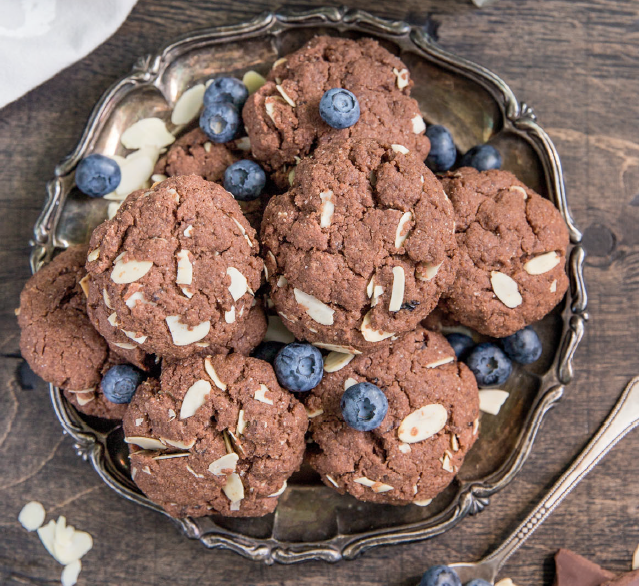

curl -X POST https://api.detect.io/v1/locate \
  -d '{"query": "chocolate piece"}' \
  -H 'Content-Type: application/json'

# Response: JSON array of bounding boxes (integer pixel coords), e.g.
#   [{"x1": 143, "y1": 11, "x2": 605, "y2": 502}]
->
[
  {"x1": 603, "y1": 571, "x2": 639, "y2": 586},
  {"x1": 553, "y1": 549, "x2": 615, "y2": 586}
]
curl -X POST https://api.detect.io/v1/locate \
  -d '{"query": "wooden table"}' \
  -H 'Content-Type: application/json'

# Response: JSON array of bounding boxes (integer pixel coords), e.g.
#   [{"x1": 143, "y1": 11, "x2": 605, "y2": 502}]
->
[{"x1": 2, "y1": 1, "x2": 638, "y2": 584}]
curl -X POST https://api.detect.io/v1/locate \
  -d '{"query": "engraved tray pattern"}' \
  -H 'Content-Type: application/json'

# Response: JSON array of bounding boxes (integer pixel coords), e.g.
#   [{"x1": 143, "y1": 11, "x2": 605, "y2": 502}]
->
[{"x1": 31, "y1": 6, "x2": 588, "y2": 564}]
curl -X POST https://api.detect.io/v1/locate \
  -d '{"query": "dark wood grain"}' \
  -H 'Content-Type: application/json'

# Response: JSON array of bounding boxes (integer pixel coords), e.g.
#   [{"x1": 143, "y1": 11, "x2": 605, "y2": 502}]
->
[{"x1": 2, "y1": 1, "x2": 639, "y2": 584}]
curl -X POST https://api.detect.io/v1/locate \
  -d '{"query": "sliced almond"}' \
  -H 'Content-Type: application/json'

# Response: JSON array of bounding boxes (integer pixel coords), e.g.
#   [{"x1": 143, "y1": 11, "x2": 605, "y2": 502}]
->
[
  {"x1": 186, "y1": 464, "x2": 205, "y2": 479},
  {"x1": 265, "y1": 95, "x2": 286, "y2": 124},
  {"x1": 121, "y1": 329, "x2": 147, "y2": 344},
  {"x1": 237, "y1": 410, "x2": 247, "y2": 434},
  {"x1": 165, "y1": 316, "x2": 210, "y2": 346},
  {"x1": 176, "y1": 249, "x2": 193, "y2": 286},
  {"x1": 276, "y1": 84, "x2": 296, "y2": 107},
  {"x1": 112, "y1": 342, "x2": 136, "y2": 350},
  {"x1": 153, "y1": 452, "x2": 190, "y2": 460},
  {"x1": 509, "y1": 185, "x2": 528, "y2": 199},
  {"x1": 398, "y1": 404, "x2": 448, "y2": 444},
  {"x1": 417, "y1": 261, "x2": 443, "y2": 281},
  {"x1": 229, "y1": 215, "x2": 253, "y2": 248},
  {"x1": 451, "y1": 434, "x2": 460, "y2": 452},
  {"x1": 161, "y1": 438, "x2": 196, "y2": 450},
  {"x1": 276, "y1": 275, "x2": 288, "y2": 288},
  {"x1": 391, "y1": 144, "x2": 409, "y2": 154},
  {"x1": 473, "y1": 417, "x2": 480, "y2": 436},
  {"x1": 111, "y1": 257, "x2": 153, "y2": 284},
  {"x1": 325, "y1": 475, "x2": 339, "y2": 488},
  {"x1": 264, "y1": 315, "x2": 295, "y2": 344},
  {"x1": 134, "y1": 418, "x2": 144, "y2": 426},
  {"x1": 87, "y1": 248, "x2": 99, "y2": 262},
  {"x1": 495, "y1": 579, "x2": 517, "y2": 586},
  {"x1": 371, "y1": 285, "x2": 384, "y2": 307},
  {"x1": 107, "y1": 312, "x2": 119, "y2": 327},
  {"x1": 254, "y1": 384, "x2": 274, "y2": 405},
  {"x1": 294, "y1": 288, "x2": 334, "y2": 325},
  {"x1": 227, "y1": 267, "x2": 248, "y2": 301},
  {"x1": 344, "y1": 377, "x2": 358, "y2": 390},
  {"x1": 107, "y1": 201, "x2": 121, "y2": 220},
  {"x1": 183, "y1": 224, "x2": 193, "y2": 238},
  {"x1": 550, "y1": 279, "x2": 558, "y2": 293},
  {"x1": 235, "y1": 136, "x2": 251, "y2": 151},
  {"x1": 388, "y1": 266, "x2": 405, "y2": 312},
  {"x1": 151, "y1": 173, "x2": 168, "y2": 183},
  {"x1": 168, "y1": 409, "x2": 176, "y2": 421},
  {"x1": 426, "y1": 356, "x2": 455, "y2": 368},
  {"x1": 319, "y1": 190, "x2": 335, "y2": 228},
  {"x1": 204, "y1": 356, "x2": 226, "y2": 390},
  {"x1": 490, "y1": 271, "x2": 523, "y2": 308},
  {"x1": 171, "y1": 84, "x2": 205, "y2": 125},
  {"x1": 208, "y1": 453, "x2": 239, "y2": 476},
  {"x1": 124, "y1": 290, "x2": 156, "y2": 309},
  {"x1": 633, "y1": 543, "x2": 639, "y2": 570},
  {"x1": 413, "y1": 498, "x2": 433, "y2": 507},
  {"x1": 411, "y1": 115, "x2": 426, "y2": 134},
  {"x1": 76, "y1": 393, "x2": 95, "y2": 406},
  {"x1": 124, "y1": 436, "x2": 166, "y2": 450},
  {"x1": 324, "y1": 351, "x2": 355, "y2": 373},
  {"x1": 102, "y1": 288, "x2": 113, "y2": 310},
  {"x1": 305, "y1": 407, "x2": 324, "y2": 419},
  {"x1": 115, "y1": 148, "x2": 158, "y2": 196},
  {"x1": 180, "y1": 379, "x2": 212, "y2": 419},
  {"x1": 272, "y1": 57, "x2": 287, "y2": 69},
  {"x1": 523, "y1": 251, "x2": 561, "y2": 275},
  {"x1": 478, "y1": 389, "x2": 509, "y2": 415},
  {"x1": 222, "y1": 473, "x2": 244, "y2": 503},
  {"x1": 354, "y1": 477, "x2": 393, "y2": 493},
  {"x1": 18, "y1": 501, "x2": 46, "y2": 532},
  {"x1": 366, "y1": 275, "x2": 375, "y2": 298},
  {"x1": 288, "y1": 168, "x2": 295, "y2": 186},
  {"x1": 398, "y1": 443, "x2": 411, "y2": 454},
  {"x1": 61, "y1": 559, "x2": 81, "y2": 586},
  {"x1": 440, "y1": 451, "x2": 454, "y2": 473},
  {"x1": 224, "y1": 306, "x2": 236, "y2": 324},
  {"x1": 313, "y1": 342, "x2": 362, "y2": 355},
  {"x1": 121, "y1": 118, "x2": 175, "y2": 150},
  {"x1": 392, "y1": 67, "x2": 410, "y2": 89},
  {"x1": 242, "y1": 70, "x2": 266, "y2": 94},
  {"x1": 394, "y1": 211, "x2": 413, "y2": 248},
  {"x1": 268, "y1": 481, "x2": 287, "y2": 497},
  {"x1": 360, "y1": 311, "x2": 395, "y2": 342}
]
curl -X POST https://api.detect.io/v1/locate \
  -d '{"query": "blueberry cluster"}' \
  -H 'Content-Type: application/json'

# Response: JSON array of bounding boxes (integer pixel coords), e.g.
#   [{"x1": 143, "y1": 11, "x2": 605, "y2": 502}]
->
[
  {"x1": 446, "y1": 326, "x2": 543, "y2": 388},
  {"x1": 424, "y1": 123, "x2": 502, "y2": 174}
]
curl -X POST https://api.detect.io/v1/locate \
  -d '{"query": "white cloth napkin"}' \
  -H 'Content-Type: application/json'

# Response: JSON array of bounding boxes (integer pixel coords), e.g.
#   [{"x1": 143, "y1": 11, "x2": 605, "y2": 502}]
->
[{"x1": 0, "y1": 0, "x2": 138, "y2": 109}]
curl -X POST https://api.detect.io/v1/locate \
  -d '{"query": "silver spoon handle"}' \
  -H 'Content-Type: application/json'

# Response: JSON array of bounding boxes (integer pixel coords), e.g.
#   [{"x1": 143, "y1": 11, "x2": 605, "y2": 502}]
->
[{"x1": 482, "y1": 376, "x2": 639, "y2": 572}]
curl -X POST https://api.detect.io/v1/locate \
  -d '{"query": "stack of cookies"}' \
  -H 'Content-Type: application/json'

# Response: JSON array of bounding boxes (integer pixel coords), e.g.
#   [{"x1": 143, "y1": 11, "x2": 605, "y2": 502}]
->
[{"x1": 18, "y1": 35, "x2": 569, "y2": 517}]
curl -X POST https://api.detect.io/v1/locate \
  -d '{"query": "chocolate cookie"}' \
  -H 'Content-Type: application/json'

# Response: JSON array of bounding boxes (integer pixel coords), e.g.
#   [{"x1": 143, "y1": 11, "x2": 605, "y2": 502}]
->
[
  {"x1": 85, "y1": 175, "x2": 264, "y2": 360},
  {"x1": 261, "y1": 138, "x2": 457, "y2": 353},
  {"x1": 305, "y1": 327, "x2": 479, "y2": 505},
  {"x1": 440, "y1": 168, "x2": 569, "y2": 337},
  {"x1": 123, "y1": 354, "x2": 308, "y2": 517},
  {"x1": 243, "y1": 36, "x2": 430, "y2": 176},
  {"x1": 18, "y1": 245, "x2": 109, "y2": 391}
]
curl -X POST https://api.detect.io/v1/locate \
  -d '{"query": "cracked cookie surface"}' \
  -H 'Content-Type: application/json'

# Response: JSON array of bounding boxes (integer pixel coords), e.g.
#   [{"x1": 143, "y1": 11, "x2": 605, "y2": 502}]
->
[
  {"x1": 242, "y1": 35, "x2": 430, "y2": 176},
  {"x1": 261, "y1": 138, "x2": 457, "y2": 353},
  {"x1": 440, "y1": 167, "x2": 569, "y2": 337},
  {"x1": 86, "y1": 175, "x2": 264, "y2": 360},
  {"x1": 305, "y1": 327, "x2": 479, "y2": 505},
  {"x1": 123, "y1": 354, "x2": 307, "y2": 517}
]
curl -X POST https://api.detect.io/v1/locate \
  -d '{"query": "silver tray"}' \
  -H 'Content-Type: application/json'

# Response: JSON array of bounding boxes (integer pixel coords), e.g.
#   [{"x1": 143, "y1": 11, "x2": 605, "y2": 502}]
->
[{"x1": 31, "y1": 6, "x2": 588, "y2": 564}]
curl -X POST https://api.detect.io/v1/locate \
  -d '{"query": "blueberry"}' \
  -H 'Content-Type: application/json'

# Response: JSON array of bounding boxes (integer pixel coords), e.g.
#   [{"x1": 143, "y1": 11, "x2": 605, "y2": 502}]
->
[
  {"x1": 199, "y1": 102, "x2": 241, "y2": 143},
  {"x1": 464, "y1": 580, "x2": 492, "y2": 586},
  {"x1": 75, "y1": 154, "x2": 121, "y2": 198},
  {"x1": 425, "y1": 125, "x2": 457, "y2": 172},
  {"x1": 252, "y1": 341, "x2": 286, "y2": 365},
  {"x1": 420, "y1": 565, "x2": 462, "y2": 586},
  {"x1": 459, "y1": 144, "x2": 502, "y2": 171},
  {"x1": 101, "y1": 364, "x2": 145, "y2": 404},
  {"x1": 446, "y1": 333, "x2": 475, "y2": 360},
  {"x1": 501, "y1": 326, "x2": 542, "y2": 365},
  {"x1": 466, "y1": 343, "x2": 513, "y2": 387},
  {"x1": 319, "y1": 88, "x2": 360, "y2": 129},
  {"x1": 224, "y1": 160, "x2": 266, "y2": 201},
  {"x1": 274, "y1": 343, "x2": 323, "y2": 392},
  {"x1": 203, "y1": 77, "x2": 249, "y2": 109},
  {"x1": 340, "y1": 382, "x2": 388, "y2": 432}
]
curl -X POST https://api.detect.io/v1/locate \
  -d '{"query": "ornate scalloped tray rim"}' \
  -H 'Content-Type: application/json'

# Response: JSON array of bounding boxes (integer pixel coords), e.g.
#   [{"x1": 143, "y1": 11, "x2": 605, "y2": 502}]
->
[{"x1": 36, "y1": 6, "x2": 588, "y2": 564}]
